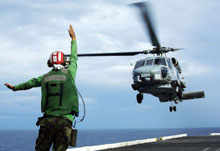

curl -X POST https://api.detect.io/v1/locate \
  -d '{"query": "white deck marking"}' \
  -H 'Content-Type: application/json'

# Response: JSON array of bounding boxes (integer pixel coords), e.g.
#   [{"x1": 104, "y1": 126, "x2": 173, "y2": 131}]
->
[{"x1": 203, "y1": 147, "x2": 210, "y2": 151}]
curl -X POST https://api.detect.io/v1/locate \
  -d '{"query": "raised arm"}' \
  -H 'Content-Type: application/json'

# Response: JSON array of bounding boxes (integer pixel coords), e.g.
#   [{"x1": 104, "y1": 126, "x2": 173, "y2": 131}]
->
[{"x1": 68, "y1": 24, "x2": 77, "y2": 79}]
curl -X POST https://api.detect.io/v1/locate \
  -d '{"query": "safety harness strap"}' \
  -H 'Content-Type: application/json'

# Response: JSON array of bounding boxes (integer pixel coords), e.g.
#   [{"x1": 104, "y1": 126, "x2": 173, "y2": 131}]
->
[
  {"x1": 45, "y1": 82, "x2": 64, "y2": 107},
  {"x1": 59, "y1": 83, "x2": 64, "y2": 106},
  {"x1": 46, "y1": 83, "x2": 49, "y2": 107}
]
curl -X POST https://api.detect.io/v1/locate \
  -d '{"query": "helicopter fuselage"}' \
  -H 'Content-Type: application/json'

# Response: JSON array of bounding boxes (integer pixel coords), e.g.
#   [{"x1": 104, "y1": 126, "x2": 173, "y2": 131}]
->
[{"x1": 132, "y1": 56, "x2": 185, "y2": 103}]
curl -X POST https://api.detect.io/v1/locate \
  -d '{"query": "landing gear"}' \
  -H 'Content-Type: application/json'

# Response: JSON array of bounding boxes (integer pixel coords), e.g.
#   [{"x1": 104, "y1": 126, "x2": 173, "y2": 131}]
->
[
  {"x1": 171, "y1": 80, "x2": 178, "y2": 87},
  {"x1": 173, "y1": 106, "x2": 177, "y2": 112},
  {"x1": 137, "y1": 93, "x2": 143, "y2": 104},
  {"x1": 176, "y1": 86, "x2": 183, "y2": 100},
  {"x1": 169, "y1": 106, "x2": 177, "y2": 112},
  {"x1": 177, "y1": 89, "x2": 183, "y2": 100},
  {"x1": 169, "y1": 101, "x2": 177, "y2": 112},
  {"x1": 169, "y1": 106, "x2": 173, "y2": 112}
]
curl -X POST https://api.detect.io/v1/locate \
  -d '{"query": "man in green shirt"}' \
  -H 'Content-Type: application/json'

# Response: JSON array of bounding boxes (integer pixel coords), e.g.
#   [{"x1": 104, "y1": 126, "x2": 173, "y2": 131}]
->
[{"x1": 5, "y1": 24, "x2": 78, "y2": 151}]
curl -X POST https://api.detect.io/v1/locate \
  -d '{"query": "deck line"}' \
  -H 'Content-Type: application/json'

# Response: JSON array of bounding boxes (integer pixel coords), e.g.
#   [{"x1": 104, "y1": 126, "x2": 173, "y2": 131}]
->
[{"x1": 67, "y1": 133, "x2": 187, "y2": 151}]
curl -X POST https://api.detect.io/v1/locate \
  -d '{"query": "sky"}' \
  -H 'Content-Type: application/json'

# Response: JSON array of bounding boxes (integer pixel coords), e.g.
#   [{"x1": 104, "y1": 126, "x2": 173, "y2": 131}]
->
[{"x1": 0, "y1": 0, "x2": 220, "y2": 129}]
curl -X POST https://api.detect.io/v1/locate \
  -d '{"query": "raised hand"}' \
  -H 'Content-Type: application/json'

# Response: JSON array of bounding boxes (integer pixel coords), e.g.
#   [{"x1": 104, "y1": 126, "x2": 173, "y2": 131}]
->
[{"x1": 68, "y1": 24, "x2": 76, "y2": 40}]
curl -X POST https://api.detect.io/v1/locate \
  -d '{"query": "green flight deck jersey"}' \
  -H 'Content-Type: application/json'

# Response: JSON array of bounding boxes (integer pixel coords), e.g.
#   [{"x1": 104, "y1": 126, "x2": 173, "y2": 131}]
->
[{"x1": 14, "y1": 40, "x2": 78, "y2": 122}]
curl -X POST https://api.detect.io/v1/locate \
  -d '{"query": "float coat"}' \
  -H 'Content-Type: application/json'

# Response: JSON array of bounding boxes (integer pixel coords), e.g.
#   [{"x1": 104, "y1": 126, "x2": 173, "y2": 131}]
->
[{"x1": 41, "y1": 68, "x2": 79, "y2": 116}]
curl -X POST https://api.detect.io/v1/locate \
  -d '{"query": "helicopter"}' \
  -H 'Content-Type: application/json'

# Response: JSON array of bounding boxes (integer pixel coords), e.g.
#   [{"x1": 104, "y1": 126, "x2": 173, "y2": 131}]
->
[{"x1": 65, "y1": 2, "x2": 205, "y2": 112}]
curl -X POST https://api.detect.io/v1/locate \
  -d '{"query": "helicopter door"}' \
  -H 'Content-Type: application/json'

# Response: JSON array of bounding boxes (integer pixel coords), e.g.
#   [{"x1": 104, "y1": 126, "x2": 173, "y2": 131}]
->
[{"x1": 168, "y1": 58, "x2": 180, "y2": 84}]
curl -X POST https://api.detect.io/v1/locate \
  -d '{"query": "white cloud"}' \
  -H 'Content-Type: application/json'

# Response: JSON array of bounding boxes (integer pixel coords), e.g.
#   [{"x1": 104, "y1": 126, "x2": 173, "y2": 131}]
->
[
  {"x1": 79, "y1": 97, "x2": 98, "y2": 104},
  {"x1": 138, "y1": 105, "x2": 152, "y2": 110},
  {"x1": 0, "y1": 89, "x2": 41, "y2": 113},
  {"x1": 0, "y1": 0, "x2": 220, "y2": 129},
  {"x1": 0, "y1": 116, "x2": 15, "y2": 119},
  {"x1": 122, "y1": 105, "x2": 152, "y2": 112},
  {"x1": 0, "y1": 0, "x2": 219, "y2": 89},
  {"x1": 77, "y1": 58, "x2": 134, "y2": 87},
  {"x1": 181, "y1": 59, "x2": 214, "y2": 77}
]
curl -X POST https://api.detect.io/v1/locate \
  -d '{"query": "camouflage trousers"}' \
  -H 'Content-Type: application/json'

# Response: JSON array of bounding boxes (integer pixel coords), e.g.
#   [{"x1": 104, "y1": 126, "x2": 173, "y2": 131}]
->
[{"x1": 35, "y1": 116, "x2": 72, "y2": 151}]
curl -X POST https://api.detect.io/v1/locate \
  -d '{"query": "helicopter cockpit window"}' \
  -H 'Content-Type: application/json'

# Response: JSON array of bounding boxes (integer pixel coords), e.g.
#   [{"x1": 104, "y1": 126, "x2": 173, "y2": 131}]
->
[
  {"x1": 167, "y1": 59, "x2": 173, "y2": 70},
  {"x1": 154, "y1": 58, "x2": 166, "y2": 66},
  {"x1": 134, "y1": 60, "x2": 145, "y2": 69},
  {"x1": 146, "y1": 59, "x2": 153, "y2": 66}
]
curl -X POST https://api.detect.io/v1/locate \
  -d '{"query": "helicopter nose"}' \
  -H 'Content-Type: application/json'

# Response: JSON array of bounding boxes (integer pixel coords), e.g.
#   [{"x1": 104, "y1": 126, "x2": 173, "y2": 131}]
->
[
  {"x1": 150, "y1": 68, "x2": 161, "y2": 80},
  {"x1": 150, "y1": 67, "x2": 168, "y2": 80},
  {"x1": 161, "y1": 67, "x2": 168, "y2": 78},
  {"x1": 133, "y1": 70, "x2": 152, "y2": 82}
]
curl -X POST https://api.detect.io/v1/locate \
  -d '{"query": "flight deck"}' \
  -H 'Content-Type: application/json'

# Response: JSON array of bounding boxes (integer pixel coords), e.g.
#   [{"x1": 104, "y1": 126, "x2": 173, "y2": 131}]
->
[
  {"x1": 101, "y1": 135, "x2": 220, "y2": 151},
  {"x1": 68, "y1": 134, "x2": 220, "y2": 151}
]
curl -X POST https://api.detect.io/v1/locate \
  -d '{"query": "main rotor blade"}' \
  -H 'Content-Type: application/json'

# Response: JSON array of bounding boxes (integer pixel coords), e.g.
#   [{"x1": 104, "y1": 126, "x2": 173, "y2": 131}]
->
[
  {"x1": 132, "y1": 2, "x2": 161, "y2": 48},
  {"x1": 65, "y1": 51, "x2": 147, "y2": 57}
]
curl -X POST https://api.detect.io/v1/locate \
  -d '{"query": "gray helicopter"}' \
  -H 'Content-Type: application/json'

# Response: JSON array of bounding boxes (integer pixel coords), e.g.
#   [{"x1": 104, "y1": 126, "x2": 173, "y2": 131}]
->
[
  {"x1": 131, "y1": 53, "x2": 204, "y2": 112},
  {"x1": 65, "y1": 2, "x2": 205, "y2": 112}
]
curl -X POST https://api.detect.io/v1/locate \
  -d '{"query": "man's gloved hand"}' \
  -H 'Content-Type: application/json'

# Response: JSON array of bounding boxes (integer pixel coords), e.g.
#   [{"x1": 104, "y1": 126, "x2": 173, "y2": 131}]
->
[
  {"x1": 4, "y1": 83, "x2": 15, "y2": 91},
  {"x1": 68, "y1": 24, "x2": 76, "y2": 40}
]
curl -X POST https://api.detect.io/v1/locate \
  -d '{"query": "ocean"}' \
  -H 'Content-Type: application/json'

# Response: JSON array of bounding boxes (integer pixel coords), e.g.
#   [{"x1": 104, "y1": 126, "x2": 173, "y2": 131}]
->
[{"x1": 0, "y1": 128, "x2": 220, "y2": 151}]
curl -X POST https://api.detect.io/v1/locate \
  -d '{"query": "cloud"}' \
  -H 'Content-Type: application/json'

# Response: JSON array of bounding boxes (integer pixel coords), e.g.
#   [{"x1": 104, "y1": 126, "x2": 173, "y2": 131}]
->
[
  {"x1": 0, "y1": 0, "x2": 220, "y2": 129},
  {"x1": 122, "y1": 105, "x2": 152, "y2": 112},
  {"x1": 138, "y1": 105, "x2": 152, "y2": 110},
  {"x1": 79, "y1": 97, "x2": 98, "y2": 104},
  {"x1": 1, "y1": 0, "x2": 219, "y2": 88},
  {"x1": 77, "y1": 58, "x2": 135, "y2": 88},
  {"x1": 0, "y1": 116, "x2": 15, "y2": 119},
  {"x1": 0, "y1": 89, "x2": 41, "y2": 114},
  {"x1": 182, "y1": 60, "x2": 214, "y2": 77}
]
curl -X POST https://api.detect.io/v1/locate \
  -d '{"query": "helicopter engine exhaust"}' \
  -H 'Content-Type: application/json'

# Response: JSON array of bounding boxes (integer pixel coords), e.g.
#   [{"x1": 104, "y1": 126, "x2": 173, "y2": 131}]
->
[
  {"x1": 183, "y1": 91, "x2": 205, "y2": 100},
  {"x1": 171, "y1": 57, "x2": 178, "y2": 66},
  {"x1": 171, "y1": 57, "x2": 182, "y2": 73}
]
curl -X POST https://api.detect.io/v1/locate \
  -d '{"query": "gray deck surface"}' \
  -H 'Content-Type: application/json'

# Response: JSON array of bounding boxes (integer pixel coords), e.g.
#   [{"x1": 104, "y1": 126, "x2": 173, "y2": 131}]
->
[{"x1": 101, "y1": 136, "x2": 220, "y2": 151}]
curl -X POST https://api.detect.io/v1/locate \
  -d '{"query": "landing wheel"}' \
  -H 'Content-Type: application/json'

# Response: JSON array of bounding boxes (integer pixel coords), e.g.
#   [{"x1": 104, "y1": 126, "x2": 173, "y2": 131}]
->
[
  {"x1": 137, "y1": 93, "x2": 143, "y2": 104},
  {"x1": 173, "y1": 106, "x2": 177, "y2": 112},
  {"x1": 169, "y1": 106, "x2": 177, "y2": 112},
  {"x1": 169, "y1": 106, "x2": 173, "y2": 112}
]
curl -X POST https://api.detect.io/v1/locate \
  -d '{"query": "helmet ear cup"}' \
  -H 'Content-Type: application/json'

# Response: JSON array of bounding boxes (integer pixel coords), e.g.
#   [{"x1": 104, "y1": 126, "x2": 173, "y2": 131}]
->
[
  {"x1": 47, "y1": 59, "x2": 53, "y2": 67},
  {"x1": 63, "y1": 56, "x2": 70, "y2": 68}
]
